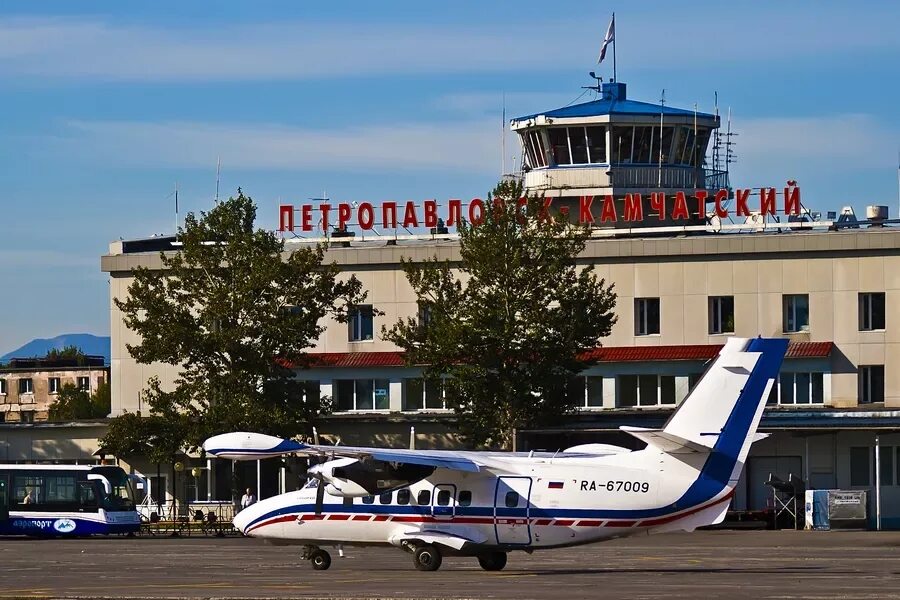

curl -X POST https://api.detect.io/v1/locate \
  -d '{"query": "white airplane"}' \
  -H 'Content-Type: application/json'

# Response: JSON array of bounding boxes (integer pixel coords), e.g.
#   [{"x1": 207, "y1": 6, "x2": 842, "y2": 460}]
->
[{"x1": 204, "y1": 337, "x2": 786, "y2": 572}]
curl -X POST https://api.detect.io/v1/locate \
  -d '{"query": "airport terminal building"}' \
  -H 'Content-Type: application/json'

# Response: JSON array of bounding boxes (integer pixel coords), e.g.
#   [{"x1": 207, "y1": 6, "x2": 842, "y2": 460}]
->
[{"x1": 11, "y1": 80, "x2": 900, "y2": 527}]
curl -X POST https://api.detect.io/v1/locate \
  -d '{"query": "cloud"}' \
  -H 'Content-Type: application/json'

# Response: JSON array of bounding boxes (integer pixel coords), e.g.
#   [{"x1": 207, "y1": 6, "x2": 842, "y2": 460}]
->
[
  {"x1": 42, "y1": 118, "x2": 500, "y2": 173},
  {"x1": 0, "y1": 10, "x2": 896, "y2": 83}
]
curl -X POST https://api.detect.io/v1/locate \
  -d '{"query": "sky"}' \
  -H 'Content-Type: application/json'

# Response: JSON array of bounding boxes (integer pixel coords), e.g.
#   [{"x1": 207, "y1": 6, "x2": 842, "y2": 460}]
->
[{"x1": 1, "y1": 0, "x2": 899, "y2": 355}]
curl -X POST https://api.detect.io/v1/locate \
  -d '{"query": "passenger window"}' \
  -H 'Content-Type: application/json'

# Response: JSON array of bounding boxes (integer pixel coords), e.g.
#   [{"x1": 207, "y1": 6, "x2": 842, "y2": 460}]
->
[
  {"x1": 458, "y1": 490, "x2": 472, "y2": 506},
  {"x1": 397, "y1": 489, "x2": 410, "y2": 505},
  {"x1": 379, "y1": 491, "x2": 392, "y2": 504},
  {"x1": 343, "y1": 496, "x2": 353, "y2": 506},
  {"x1": 437, "y1": 489, "x2": 451, "y2": 506},
  {"x1": 505, "y1": 491, "x2": 519, "y2": 508},
  {"x1": 362, "y1": 495, "x2": 375, "y2": 504},
  {"x1": 417, "y1": 490, "x2": 431, "y2": 505}
]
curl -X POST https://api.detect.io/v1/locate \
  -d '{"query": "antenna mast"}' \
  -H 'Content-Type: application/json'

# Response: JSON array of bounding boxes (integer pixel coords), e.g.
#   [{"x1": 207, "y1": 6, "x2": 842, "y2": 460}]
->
[
  {"x1": 174, "y1": 182, "x2": 179, "y2": 234},
  {"x1": 657, "y1": 89, "x2": 665, "y2": 187},
  {"x1": 501, "y1": 92, "x2": 506, "y2": 177},
  {"x1": 215, "y1": 156, "x2": 221, "y2": 203}
]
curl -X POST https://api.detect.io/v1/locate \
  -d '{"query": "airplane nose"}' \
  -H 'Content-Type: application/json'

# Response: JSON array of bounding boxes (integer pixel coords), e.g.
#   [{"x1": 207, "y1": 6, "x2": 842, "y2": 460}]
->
[{"x1": 231, "y1": 506, "x2": 255, "y2": 535}]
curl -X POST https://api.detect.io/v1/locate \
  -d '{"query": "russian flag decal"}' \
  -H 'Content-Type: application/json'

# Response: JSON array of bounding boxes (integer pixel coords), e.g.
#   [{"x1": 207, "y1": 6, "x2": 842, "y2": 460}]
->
[{"x1": 548, "y1": 481, "x2": 564, "y2": 489}]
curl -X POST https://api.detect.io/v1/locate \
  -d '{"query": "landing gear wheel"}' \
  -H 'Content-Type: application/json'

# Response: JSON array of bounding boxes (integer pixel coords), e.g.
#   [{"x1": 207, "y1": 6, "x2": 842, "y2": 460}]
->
[
  {"x1": 477, "y1": 551, "x2": 508, "y2": 571},
  {"x1": 413, "y1": 544, "x2": 443, "y2": 571},
  {"x1": 309, "y1": 549, "x2": 332, "y2": 570}
]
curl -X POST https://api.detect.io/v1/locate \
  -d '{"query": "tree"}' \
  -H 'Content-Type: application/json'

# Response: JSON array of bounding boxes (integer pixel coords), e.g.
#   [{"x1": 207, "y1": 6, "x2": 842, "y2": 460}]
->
[
  {"x1": 110, "y1": 191, "x2": 367, "y2": 449},
  {"x1": 48, "y1": 381, "x2": 111, "y2": 421},
  {"x1": 45, "y1": 345, "x2": 89, "y2": 365},
  {"x1": 384, "y1": 180, "x2": 617, "y2": 449}
]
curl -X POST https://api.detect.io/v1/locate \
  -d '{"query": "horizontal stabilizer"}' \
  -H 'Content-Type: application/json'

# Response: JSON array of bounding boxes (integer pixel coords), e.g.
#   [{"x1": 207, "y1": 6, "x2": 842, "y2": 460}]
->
[{"x1": 619, "y1": 426, "x2": 712, "y2": 455}]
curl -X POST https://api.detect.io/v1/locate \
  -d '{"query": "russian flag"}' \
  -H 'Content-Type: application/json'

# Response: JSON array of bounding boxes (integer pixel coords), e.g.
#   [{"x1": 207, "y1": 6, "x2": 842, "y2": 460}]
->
[{"x1": 548, "y1": 481, "x2": 564, "y2": 490}]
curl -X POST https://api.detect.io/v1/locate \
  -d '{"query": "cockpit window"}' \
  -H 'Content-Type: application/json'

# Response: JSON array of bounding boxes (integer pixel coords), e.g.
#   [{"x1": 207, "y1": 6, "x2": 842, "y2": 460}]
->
[{"x1": 304, "y1": 478, "x2": 319, "y2": 489}]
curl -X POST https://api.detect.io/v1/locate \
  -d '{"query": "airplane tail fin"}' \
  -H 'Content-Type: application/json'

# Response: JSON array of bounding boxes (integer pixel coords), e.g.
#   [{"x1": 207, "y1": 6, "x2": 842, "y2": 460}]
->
[{"x1": 661, "y1": 338, "x2": 786, "y2": 460}]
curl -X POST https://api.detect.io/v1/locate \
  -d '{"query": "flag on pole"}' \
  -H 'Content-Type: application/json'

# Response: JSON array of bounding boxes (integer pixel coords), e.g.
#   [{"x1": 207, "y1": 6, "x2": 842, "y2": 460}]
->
[{"x1": 597, "y1": 14, "x2": 615, "y2": 64}]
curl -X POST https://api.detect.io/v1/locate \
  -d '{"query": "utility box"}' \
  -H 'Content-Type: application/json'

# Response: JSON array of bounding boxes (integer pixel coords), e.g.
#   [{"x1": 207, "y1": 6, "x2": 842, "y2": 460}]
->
[{"x1": 805, "y1": 490, "x2": 868, "y2": 530}]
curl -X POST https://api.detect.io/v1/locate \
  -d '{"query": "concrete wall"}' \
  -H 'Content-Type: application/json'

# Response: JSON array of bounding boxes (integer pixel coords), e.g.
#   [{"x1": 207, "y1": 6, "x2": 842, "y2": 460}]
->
[{"x1": 102, "y1": 228, "x2": 900, "y2": 415}]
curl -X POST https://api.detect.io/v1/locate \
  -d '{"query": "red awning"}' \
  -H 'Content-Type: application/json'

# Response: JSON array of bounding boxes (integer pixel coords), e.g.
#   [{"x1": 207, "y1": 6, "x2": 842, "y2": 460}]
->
[{"x1": 293, "y1": 341, "x2": 833, "y2": 369}]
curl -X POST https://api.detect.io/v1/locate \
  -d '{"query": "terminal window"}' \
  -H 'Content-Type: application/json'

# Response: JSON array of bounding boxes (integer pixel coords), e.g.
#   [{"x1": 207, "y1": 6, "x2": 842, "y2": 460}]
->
[
  {"x1": 348, "y1": 304, "x2": 374, "y2": 342},
  {"x1": 634, "y1": 298, "x2": 660, "y2": 336},
  {"x1": 782, "y1": 295, "x2": 809, "y2": 333},
  {"x1": 859, "y1": 365, "x2": 885, "y2": 404},
  {"x1": 617, "y1": 374, "x2": 676, "y2": 407},
  {"x1": 402, "y1": 378, "x2": 446, "y2": 411},
  {"x1": 567, "y1": 376, "x2": 604, "y2": 409},
  {"x1": 708, "y1": 296, "x2": 735, "y2": 335},
  {"x1": 775, "y1": 372, "x2": 825, "y2": 405},
  {"x1": 859, "y1": 293, "x2": 886, "y2": 331},
  {"x1": 334, "y1": 378, "x2": 390, "y2": 411}
]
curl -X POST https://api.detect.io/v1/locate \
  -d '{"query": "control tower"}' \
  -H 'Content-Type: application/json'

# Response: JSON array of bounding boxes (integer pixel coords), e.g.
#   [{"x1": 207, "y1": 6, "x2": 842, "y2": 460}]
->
[{"x1": 510, "y1": 81, "x2": 727, "y2": 227}]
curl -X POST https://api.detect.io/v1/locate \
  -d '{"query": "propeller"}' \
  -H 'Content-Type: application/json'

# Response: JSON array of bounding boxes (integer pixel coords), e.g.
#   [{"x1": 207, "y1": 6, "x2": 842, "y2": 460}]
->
[{"x1": 314, "y1": 474, "x2": 325, "y2": 515}]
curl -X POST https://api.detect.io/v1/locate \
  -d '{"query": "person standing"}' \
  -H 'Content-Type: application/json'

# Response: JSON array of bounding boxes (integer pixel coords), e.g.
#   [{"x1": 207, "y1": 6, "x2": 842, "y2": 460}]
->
[{"x1": 240, "y1": 488, "x2": 256, "y2": 511}]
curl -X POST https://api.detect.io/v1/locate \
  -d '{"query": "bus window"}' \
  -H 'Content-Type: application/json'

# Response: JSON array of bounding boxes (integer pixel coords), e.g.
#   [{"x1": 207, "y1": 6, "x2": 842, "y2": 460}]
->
[
  {"x1": 79, "y1": 482, "x2": 98, "y2": 511},
  {"x1": 91, "y1": 467, "x2": 136, "y2": 511},
  {"x1": 14, "y1": 476, "x2": 42, "y2": 506}
]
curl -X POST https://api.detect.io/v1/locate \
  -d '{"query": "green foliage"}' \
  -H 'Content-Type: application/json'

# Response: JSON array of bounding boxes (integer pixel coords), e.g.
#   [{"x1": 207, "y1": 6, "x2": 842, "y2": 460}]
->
[
  {"x1": 384, "y1": 180, "x2": 617, "y2": 449},
  {"x1": 48, "y1": 381, "x2": 111, "y2": 421},
  {"x1": 44, "y1": 345, "x2": 89, "y2": 364},
  {"x1": 108, "y1": 190, "x2": 364, "y2": 453}
]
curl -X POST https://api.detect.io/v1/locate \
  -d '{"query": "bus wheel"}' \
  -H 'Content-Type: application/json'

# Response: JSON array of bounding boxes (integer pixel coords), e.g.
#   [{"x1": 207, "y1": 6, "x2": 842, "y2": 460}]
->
[
  {"x1": 477, "y1": 551, "x2": 508, "y2": 571},
  {"x1": 309, "y1": 549, "x2": 332, "y2": 570},
  {"x1": 414, "y1": 545, "x2": 443, "y2": 571}
]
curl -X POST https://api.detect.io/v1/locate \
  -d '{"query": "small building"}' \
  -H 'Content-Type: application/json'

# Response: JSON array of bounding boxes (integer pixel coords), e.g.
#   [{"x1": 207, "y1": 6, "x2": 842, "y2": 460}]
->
[{"x1": 0, "y1": 356, "x2": 108, "y2": 423}]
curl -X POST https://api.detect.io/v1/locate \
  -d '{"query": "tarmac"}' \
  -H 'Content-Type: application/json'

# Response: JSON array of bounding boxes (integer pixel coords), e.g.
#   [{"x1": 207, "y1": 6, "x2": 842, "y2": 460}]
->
[{"x1": 1, "y1": 530, "x2": 899, "y2": 599}]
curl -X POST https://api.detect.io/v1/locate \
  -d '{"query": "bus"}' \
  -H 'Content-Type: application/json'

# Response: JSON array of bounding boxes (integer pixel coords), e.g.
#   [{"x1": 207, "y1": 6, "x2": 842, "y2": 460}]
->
[{"x1": 0, "y1": 464, "x2": 141, "y2": 536}]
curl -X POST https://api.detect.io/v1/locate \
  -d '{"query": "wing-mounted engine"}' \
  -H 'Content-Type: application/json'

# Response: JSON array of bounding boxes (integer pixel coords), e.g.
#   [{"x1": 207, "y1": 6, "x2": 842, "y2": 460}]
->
[{"x1": 308, "y1": 457, "x2": 434, "y2": 497}]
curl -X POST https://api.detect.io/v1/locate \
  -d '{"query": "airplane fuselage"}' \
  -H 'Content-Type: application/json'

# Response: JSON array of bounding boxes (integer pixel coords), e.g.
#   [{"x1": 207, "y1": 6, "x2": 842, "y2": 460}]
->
[{"x1": 234, "y1": 448, "x2": 732, "y2": 552}]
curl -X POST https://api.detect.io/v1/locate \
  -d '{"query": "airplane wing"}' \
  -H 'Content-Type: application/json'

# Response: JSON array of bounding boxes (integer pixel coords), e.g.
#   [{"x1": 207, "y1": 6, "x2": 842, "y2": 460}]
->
[{"x1": 203, "y1": 432, "x2": 484, "y2": 473}]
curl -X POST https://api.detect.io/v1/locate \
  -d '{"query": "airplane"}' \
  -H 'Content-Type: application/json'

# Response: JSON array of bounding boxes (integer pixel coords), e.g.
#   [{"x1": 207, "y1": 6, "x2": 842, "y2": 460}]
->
[{"x1": 204, "y1": 337, "x2": 786, "y2": 572}]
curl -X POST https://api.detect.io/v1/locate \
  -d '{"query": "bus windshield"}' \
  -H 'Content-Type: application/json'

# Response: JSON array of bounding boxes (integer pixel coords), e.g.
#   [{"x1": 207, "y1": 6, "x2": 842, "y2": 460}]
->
[{"x1": 91, "y1": 466, "x2": 137, "y2": 511}]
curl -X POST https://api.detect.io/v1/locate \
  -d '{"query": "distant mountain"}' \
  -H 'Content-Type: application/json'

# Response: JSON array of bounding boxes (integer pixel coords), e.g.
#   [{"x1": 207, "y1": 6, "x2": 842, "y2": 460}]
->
[{"x1": 0, "y1": 334, "x2": 111, "y2": 365}]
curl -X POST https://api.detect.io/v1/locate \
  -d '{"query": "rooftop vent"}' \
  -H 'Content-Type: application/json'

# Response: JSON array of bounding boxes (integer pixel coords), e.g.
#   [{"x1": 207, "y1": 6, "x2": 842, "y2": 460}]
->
[{"x1": 866, "y1": 205, "x2": 888, "y2": 226}]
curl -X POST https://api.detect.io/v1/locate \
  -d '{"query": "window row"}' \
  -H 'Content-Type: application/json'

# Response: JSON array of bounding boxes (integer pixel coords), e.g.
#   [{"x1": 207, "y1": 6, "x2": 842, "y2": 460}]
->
[
  {"x1": 354, "y1": 487, "x2": 522, "y2": 508},
  {"x1": 322, "y1": 371, "x2": 844, "y2": 412},
  {"x1": 0, "y1": 376, "x2": 92, "y2": 396},
  {"x1": 635, "y1": 292, "x2": 887, "y2": 337},
  {"x1": 520, "y1": 125, "x2": 712, "y2": 169}
]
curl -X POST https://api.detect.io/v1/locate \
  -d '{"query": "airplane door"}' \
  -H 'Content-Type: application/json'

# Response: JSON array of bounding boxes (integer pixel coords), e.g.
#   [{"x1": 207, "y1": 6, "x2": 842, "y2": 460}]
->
[
  {"x1": 494, "y1": 476, "x2": 532, "y2": 546},
  {"x1": 431, "y1": 484, "x2": 456, "y2": 520}
]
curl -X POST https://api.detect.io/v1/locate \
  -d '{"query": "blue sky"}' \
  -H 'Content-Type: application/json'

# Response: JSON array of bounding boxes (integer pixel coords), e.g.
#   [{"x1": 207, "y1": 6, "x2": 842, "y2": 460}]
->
[{"x1": 1, "y1": 0, "x2": 898, "y2": 355}]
